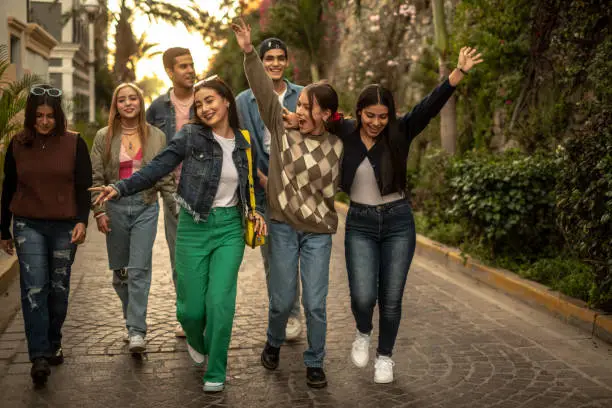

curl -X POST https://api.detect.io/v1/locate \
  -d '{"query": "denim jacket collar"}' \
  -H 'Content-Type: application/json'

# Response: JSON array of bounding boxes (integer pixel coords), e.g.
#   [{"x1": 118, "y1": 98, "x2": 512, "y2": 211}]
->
[{"x1": 248, "y1": 78, "x2": 300, "y2": 102}]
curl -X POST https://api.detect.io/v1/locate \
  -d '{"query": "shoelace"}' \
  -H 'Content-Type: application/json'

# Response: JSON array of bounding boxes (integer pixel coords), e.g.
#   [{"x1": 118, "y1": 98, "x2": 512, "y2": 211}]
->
[{"x1": 353, "y1": 336, "x2": 369, "y2": 350}]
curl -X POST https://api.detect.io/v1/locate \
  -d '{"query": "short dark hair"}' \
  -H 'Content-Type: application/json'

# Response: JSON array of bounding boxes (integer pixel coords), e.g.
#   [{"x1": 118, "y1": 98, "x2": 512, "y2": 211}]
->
[
  {"x1": 18, "y1": 84, "x2": 67, "y2": 145},
  {"x1": 191, "y1": 77, "x2": 241, "y2": 130},
  {"x1": 162, "y1": 47, "x2": 191, "y2": 71}
]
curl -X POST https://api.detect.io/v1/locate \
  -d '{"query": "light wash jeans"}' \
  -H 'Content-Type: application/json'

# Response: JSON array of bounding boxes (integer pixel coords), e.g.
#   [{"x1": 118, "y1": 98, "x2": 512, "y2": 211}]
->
[
  {"x1": 13, "y1": 217, "x2": 77, "y2": 361},
  {"x1": 261, "y1": 205, "x2": 300, "y2": 318},
  {"x1": 106, "y1": 194, "x2": 159, "y2": 337},
  {"x1": 266, "y1": 220, "x2": 332, "y2": 368}
]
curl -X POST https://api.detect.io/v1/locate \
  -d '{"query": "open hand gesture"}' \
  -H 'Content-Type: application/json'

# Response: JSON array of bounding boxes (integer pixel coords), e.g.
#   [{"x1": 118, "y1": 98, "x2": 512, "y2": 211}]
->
[
  {"x1": 89, "y1": 185, "x2": 118, "y2": 206},
  {"x1": 457, "y1": 46, "x2": 484, "y2": 72},
  {"x1": 232, "y1": 18, "x2": 253, "y2": 54}
]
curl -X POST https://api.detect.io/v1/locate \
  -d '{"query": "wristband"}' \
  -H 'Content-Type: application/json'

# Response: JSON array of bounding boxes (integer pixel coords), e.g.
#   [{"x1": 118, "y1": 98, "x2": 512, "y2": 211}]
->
[
  {"x1": 95, "y1": 212, "x2": 106, "y2": 219},
  {"x1": 458, "y1": 66, "x2": 469, "y2": 75}
]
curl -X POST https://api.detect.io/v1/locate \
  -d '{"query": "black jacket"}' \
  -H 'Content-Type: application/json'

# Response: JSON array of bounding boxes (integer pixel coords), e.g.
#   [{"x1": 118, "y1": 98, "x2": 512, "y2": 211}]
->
[{"x1": 338, "y1": 79, "x2": 456, "y2": 196}]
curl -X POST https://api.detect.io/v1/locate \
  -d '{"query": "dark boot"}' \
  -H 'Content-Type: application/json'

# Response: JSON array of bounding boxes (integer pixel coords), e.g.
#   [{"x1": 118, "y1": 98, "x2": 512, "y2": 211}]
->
[
  {"x1": 260, "y1": 342, "x2": 280, "y2": 370},
  {"x1": 48, "y1": 346, "x2": 64, "y2": 366},
  {"x1": 30, "y1": 358, "x2": 50, "y2": 385},
  {"x1": 306, "y1": 367, "x2": 327, "y2": 388}
]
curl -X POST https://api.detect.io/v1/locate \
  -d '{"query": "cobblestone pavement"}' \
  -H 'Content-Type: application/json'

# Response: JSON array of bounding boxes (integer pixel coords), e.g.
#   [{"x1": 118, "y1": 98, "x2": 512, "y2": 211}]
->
[{"x1": 0, "y1": 210, "x2": 611, "y2": 408}]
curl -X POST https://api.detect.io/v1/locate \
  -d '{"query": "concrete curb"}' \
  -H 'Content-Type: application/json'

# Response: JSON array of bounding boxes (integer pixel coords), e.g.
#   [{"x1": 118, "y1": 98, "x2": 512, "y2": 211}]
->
[
  {"x1": 334, "y1": 200, "x2": 611, "y2": 344},
  {"x1": 414, "y1": 233, "x2": 612, "y2": 344}
]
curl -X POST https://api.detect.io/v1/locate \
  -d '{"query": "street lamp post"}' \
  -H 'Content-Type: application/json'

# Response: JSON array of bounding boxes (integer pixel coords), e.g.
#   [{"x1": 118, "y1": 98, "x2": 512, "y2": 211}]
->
[{"x1": 83, "y1": 0, "x2": 100, "y2": 124}]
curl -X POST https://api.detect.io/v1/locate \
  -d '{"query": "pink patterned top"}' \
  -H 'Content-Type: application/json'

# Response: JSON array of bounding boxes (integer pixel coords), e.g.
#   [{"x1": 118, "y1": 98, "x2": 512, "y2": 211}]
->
[{"x1": 119, "y1": 143, "x2": 143, "y2": 180}]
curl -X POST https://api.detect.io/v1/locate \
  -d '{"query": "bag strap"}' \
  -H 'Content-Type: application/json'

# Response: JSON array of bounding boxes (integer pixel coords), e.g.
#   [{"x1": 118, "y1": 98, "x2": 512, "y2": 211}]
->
[{"x1": 241, "y1": 129, "x2": 257, "y2": 215}]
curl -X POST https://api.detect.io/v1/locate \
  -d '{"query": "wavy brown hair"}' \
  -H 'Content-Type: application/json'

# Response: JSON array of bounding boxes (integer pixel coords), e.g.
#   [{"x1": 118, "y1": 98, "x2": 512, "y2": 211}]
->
[{"x1": 105, "y1": 83, "x2": 149, "y2": 162}]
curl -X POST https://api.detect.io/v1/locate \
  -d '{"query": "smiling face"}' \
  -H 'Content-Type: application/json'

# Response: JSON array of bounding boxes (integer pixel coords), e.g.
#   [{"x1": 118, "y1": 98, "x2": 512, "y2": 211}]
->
[
  {"x1": 194, "y1": 87, "x2": 229, "y2": 128},
  {"x1": 262, "y1": 49, "x2": 287, "y2": 81},
  {"x1": 34, "y1": 105, "x2": 56, "y2": 135},
  {"x1": 168, "y1": 54, "x2": 196, "y2": 89},
  {"x1": 295, "y1": 91, "x2": 330, "y2": 135},
  {"x1": 116, "y1": 86, "x2": 141, "y2": 120},
  {"x1": 359, "y1": 104, "x2": 389, "y2": 138}
]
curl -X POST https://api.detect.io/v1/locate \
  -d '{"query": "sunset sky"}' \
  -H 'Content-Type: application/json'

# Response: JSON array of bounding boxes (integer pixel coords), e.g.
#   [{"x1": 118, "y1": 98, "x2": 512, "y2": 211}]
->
[{"x1": 107, "y1": 0, "x2": 227, "y2": 93}]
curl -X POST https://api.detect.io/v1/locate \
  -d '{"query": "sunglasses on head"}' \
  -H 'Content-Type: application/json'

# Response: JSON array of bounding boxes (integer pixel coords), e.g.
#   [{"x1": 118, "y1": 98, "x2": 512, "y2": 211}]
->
[
  {"x1": 30, "y1": 85, "x2": 62, "y2": 97},
  {"x1": 193, "y1": 75, "x2": 220, "y2": 88}
]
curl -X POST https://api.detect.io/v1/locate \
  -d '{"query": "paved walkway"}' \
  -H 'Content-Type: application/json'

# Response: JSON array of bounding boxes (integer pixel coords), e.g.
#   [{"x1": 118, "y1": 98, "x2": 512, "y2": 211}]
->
[{"x1": 0, "y1": 210, "x2": 611, "y2": 408}]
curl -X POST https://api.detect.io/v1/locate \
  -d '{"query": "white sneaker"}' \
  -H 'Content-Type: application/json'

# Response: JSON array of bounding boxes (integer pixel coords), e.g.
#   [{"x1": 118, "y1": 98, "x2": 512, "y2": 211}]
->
[
  {"x1": 175, "y1": 324, "x2": 186, "y2": 338},
  {"x1": 203, "y1": 381, "x2": 224, "y2": 392},
  {"x1": 374, "y1": 356, "x2": 395, "y2": 383},
  {"x1": 128, "y1": 334, "x2": 146, "y2": 353},
  {"x1": 187, "y1": 342, "x2": 206, "y2": 366},
  {"x1": 285, "y1": 317, "x2": 302, "y2": 341},
  {"x1": 350, "y1": 331, "x2": 371, "y2": 368}
]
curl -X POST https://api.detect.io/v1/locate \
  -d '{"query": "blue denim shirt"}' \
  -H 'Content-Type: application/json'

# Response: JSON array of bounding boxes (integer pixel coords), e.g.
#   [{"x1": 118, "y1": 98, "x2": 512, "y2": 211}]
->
[
  {"x1": 236, "y1": 79, "x2": 303, "y2": 202},
  {"x1": 145, "y1": 88, "x2": 194, "y2": 145},
  {"x1": 114, "y1": 124, "x2": 263, "y2": 223}
]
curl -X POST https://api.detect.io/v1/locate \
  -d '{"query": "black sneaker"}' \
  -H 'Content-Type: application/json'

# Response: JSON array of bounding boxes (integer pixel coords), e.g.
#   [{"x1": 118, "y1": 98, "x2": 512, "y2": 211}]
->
[
  {"x1": 306, "y1": 367, "x2": 327, "y2": 388},
  {"x1": 30, "y1": 358, "x2": 50, "y2": 386},
  {"x1": 48, "y1": 347, "x2": 64, "y2": 366},
  {"x1": 260, "y1": 342, "x2": 280, "y2": 370}
]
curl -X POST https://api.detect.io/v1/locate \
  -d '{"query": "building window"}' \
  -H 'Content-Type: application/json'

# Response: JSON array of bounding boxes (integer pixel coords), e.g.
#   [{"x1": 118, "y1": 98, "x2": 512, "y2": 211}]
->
[{"x1": 10, "y1": 35, "x2": 22, "y2": 77}]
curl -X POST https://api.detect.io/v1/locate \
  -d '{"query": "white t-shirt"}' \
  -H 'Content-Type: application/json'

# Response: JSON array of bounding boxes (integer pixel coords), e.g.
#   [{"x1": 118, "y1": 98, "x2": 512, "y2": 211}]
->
[
  {"x1": 350, "y1": 158, "x2": 404, "y2": 205},
  {"x1": 212, "y1": 133, "x2": 239, "y2": 208},
  {"x1": 262, "y1": 88, "x2": 287, "y2": 154}
]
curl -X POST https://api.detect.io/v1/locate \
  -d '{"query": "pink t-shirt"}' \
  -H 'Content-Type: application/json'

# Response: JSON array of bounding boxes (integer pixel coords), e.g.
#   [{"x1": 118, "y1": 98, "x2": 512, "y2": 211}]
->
[
  {"x1": 170, "y1": 90, "x2": 194, "y2": 184},
  {"x1": 119, "y1": 144, "x2": 142, "y2": 180}
]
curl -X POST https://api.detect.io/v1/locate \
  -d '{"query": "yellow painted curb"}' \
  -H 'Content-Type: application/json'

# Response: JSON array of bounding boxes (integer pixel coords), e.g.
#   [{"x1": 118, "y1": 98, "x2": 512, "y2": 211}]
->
[{"x1": 414, "y1": 234, "x2": 610, "y2": 344}]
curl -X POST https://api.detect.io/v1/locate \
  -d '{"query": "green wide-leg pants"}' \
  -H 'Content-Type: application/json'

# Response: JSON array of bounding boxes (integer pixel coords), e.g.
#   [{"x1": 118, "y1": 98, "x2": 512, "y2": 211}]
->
[{"x1": 175, "y1": 207, "x2": 245, "y2": 383}]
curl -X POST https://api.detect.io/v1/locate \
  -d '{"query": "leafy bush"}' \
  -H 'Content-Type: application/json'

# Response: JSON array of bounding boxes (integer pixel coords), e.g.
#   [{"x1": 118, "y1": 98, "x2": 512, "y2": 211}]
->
[
  {"x1": 411, "y1": 149, "x2": 453, "y2": 224},
  {"x1": 447, "y1": 151, "x2": 558, "y2": 255},
  {"x1": 519, "y1": 258, "x2": 594, "y2": 303},
  {"x1": 555, "y1": 111, "x2": 612, "y2": 310}
]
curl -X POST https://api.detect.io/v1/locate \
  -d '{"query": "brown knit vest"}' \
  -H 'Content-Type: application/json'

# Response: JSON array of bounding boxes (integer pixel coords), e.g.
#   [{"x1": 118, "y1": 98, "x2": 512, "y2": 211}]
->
[{"x1": 10, "y1": 131, "x2": 78, "y2": 220}]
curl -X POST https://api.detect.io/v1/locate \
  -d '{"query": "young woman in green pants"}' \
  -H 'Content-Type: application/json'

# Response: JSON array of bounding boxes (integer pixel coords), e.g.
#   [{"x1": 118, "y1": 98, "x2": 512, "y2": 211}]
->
[{"x1": 91, "y1": 77, "x2": 267, "y2": 393}]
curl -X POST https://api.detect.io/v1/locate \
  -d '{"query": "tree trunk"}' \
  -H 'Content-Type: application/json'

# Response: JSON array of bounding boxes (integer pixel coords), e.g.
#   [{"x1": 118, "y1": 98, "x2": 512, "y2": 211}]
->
[
  {"x1": 432, "y1": 0, "x2": 457, "y2": 155},
  {"x1": 310, "y1": 62, "x2": 320, "y2": 82}
]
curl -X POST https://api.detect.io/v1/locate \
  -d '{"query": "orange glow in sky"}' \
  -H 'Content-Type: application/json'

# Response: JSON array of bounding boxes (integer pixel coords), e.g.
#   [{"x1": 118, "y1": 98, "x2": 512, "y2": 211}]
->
[{"x1": 107, "y1": 0, "x2": 224, "y2": 96}]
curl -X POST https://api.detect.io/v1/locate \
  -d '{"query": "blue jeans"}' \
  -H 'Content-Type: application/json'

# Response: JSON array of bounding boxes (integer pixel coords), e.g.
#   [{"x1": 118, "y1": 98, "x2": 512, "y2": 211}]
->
[
  {"x1": 345, "y1": 199, "x2": 416, "y2": 357},
  {"x1": 106, "y1": 195, "x2": 159, "y2": 336},
  {"x1": 13, "y1": 217, "x2": 77, "y2": 362},
  {"x1": 267, "y1": 220, "x2": 332, "y2": 367},
  {"x1": 261, "y1": 205, "x2": 300, "y2": 318}
]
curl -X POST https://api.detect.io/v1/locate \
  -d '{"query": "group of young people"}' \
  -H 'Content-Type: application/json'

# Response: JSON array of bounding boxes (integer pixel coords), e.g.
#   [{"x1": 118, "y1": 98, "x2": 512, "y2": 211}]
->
[{"x1": 0, "y1": 17, "x2": 482, "y2": 392}]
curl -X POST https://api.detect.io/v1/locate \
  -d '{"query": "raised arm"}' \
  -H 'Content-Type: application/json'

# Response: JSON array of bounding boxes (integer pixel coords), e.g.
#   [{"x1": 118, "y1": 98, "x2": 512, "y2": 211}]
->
[
  {"x1": 401, "y1": 46, "x2": 483, "y2": 141},
  {"x1": 233, "y1": 19, "x2": 283, "y2": 138}
]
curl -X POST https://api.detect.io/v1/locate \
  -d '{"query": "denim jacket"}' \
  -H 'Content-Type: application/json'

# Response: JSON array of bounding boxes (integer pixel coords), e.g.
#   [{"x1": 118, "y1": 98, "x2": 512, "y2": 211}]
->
[
  {"x1": 113, "y1": 123, "x2": 263, "y2": 223},
  {"x1": 145, "y1": 88, "x2": 194, "y2": 145},
  {"x1": 236, "y1": 79, "x2": 303, "y2": 202}
]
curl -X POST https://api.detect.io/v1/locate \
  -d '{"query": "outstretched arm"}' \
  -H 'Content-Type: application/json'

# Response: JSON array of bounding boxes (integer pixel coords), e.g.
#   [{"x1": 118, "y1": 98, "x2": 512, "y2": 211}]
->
[{"x1": 401, "y1": 46, "x2": 483, "y2": 140}]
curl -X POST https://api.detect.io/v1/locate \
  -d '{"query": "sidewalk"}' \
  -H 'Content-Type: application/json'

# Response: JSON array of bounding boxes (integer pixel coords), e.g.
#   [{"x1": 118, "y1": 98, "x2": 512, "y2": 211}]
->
[{"x1": 0, "y1": 209, "x2": 611, "y2": 408}]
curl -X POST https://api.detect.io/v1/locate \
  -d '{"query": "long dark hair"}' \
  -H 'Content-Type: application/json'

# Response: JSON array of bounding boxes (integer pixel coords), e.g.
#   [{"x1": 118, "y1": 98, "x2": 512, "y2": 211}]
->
[
  {"x1": 17, "y1": 84, "x2": 67, "y2": 145},
  {"x1": 355, "y1": 84, "x2": 406, "y2": 192},
  {"x1": 191, "y1": 77, "x2": 241, "y2": 130}
]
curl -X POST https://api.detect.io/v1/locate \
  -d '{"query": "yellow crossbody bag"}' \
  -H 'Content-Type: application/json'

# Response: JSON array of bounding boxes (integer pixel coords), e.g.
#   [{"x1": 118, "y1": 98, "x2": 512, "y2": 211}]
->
[{"x1": 242, "y1": 130, "x2": 266, "y2": 248}]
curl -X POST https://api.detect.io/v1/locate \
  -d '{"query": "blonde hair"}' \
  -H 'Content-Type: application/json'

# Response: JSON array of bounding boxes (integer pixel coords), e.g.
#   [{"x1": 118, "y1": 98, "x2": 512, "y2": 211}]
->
[{"x1": 105, "y1": 83, "x2": 149, "y2": 162}]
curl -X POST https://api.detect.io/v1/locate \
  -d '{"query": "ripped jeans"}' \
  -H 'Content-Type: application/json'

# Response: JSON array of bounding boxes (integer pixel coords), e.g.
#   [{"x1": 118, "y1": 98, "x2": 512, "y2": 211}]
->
[{"x1": 13, "y1": 217, "x2": 77, "y2": 362}]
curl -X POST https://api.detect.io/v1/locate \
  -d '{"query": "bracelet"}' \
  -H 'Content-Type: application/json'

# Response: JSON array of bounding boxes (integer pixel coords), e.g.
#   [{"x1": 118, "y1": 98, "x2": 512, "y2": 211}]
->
[
  {"x1": 94, "y1": 212, "x2": 106, "y2": 219},
  {"x1": 458, "y1": 66, "x2": 469, "y2": 75}
]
